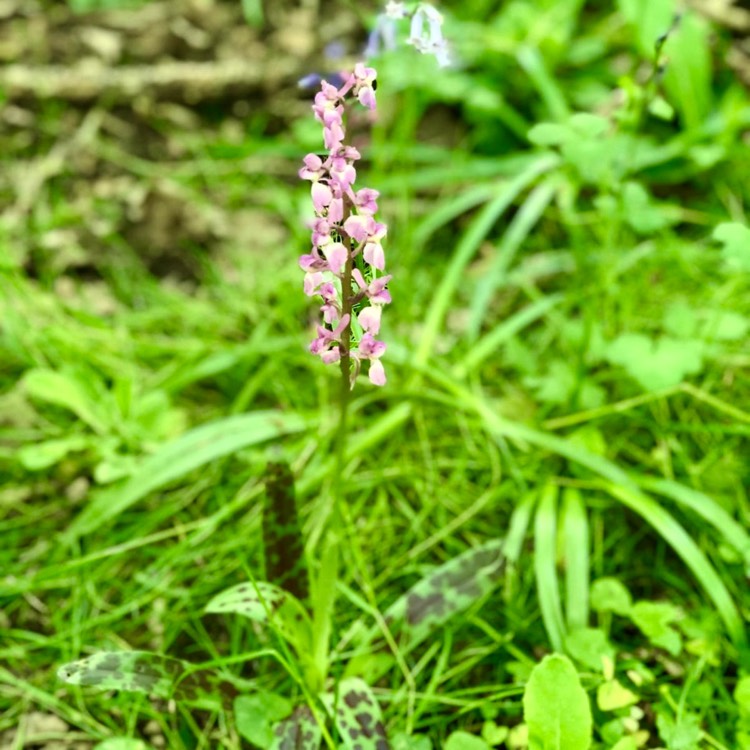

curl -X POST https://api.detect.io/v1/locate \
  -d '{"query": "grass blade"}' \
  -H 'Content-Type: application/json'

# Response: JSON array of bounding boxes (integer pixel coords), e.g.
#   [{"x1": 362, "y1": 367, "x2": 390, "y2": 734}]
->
[
  {"x1": 418, "y1": 369, "x2": 747, "y2": 648},
  {"x1": 414, "y1": 154, "x2": 559, "y2": 368},
  {"x1": 534, "y1": 483, "x2": 566, "y2": 652},
  {"x1": 457, "y1": 294, "x2": 563, "y2": 378},
  {"x1": 562, "y1": 488, "x2": 589, "y2": 631},
  {"x1": 604, "y1": 483, "x2": 746, "y2": 647},
  {"x1": 66, "y1": 411, "x2": 308, "y2": 538},
  {"x1": 467, "y1": 177, "x2": 558, "y2": 339},
  {"x1": 635, "y1": 475, "x2": 750, "y2": 567}
]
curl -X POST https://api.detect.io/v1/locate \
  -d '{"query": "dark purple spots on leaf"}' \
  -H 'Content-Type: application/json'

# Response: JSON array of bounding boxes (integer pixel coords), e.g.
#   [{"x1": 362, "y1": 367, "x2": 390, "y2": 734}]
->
[
  {"x1": 97, "y1": 654, "x2": 123, "y2": 672},
  {"x1": 343, "y1": 688, "x2": 372, "y2": 708},
  {"x1": 272, "y1": 704, "x2": 320, "y2": 749},
  {"x1": 264, "y1": 461, "x2": 310, "y2": 603},
  {"x1": 406, "y1": 591, "x2": 448, "y2": 625}
]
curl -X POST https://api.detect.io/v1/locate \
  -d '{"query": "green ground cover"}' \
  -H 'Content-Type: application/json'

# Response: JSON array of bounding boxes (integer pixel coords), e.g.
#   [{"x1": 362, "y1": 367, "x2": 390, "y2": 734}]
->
[{"x1": 1, "y1": 0, "x2": 749, "y2": 748}]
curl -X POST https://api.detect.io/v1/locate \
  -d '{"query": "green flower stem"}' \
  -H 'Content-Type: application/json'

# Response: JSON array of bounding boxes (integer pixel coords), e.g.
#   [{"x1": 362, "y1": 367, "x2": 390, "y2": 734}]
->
[{"x1": 310, "y1": 239, "x2": 355, "y2": 697}]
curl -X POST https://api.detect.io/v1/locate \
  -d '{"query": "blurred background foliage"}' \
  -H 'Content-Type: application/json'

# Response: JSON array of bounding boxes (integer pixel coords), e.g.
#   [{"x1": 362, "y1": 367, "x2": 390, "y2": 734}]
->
[{"x1": 1, "y1": 0, "x2": 749, "y2": 747}]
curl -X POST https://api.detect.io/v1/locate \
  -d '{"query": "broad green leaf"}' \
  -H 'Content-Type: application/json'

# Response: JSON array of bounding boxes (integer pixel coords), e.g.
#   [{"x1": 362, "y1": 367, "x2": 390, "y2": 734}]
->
[
  {"x1": 590, "y1": 578, "x2": 632, "y2": 616},
  {"x1": 568, "y1": 113, "x2": 610, "y2": 138},
  {"x1": 735, "y1": 676, "x2": 750, "y2": 714},
  {"x1": 565, "y1": 628, "x2": 615, "y2": 672},
  {"x1": 605, "y1": 333, "x2": 704, "y2": 390},
  {"x1": 94, "y1": 452, "x2": 139, "y2": 484},
  {"x1": 24, "y1": 368, "x2": 107, "y2": 434},
  {"x1": 656, "y1": 712, "x2": 702, "y2": 750},
  {"x1": 131, "y1": 388, "x2": 186, "y2": 440},
  {"x1": 523, "y1": 654, "x2": 592, "y2": 750},
  {"x1": 263, "y1": 461, "x2": 309, "y2": 603},
  {"x1": 95, "y1": 741, "x2": 152, "y2": 750},
  {"x1": 270, "y1": 704, "x2": 322, "y2": 750},
  {"x1": 206, "y1": 581, "x2": 313, "y2": 653},
  {"x1": 597, "y1": 680, "x2": 639, "y2": 711},
  {"x1": 525, "y1": 359, "x2": 577, "y2": 405},
  {"x1": 482, "y1": 722, "x2": 509, "y2": 746},
  {"x1": 18, "y1": 435, "x2": 89, "y2": 471},
  {"x1": 58, "y1": 651, "x2": 196, "y2": 699},
  {"x1": 235, "y1": 693, "x2": 292, "y2": 747},
  {"x1": 445, "y1": 731, "x2": 490, "y2": 750},
  {"x1": 66, "y1": 411, "x2": 308, "y2": 538},
  {"x1": 629, "y1": 601, "x2": 682, "y2": 655},
  {"x1": 662, "y1": 13, "x2": 712, "y2": 130},
  {"x1": 621, "y1": 182, "x2": 672, "y2": 234},
  {"x1": 508, "y1": 725, "x2": 529, "y2": 748},
  {"x1": 713, "y1": 222, "x2": 750, "y2": 272},
  {"x1": 375, "y1": 539, "x2": 505, "y2": 651},
  {"x1": 702, "y1": 310, "x2": 750, "y2": 342},
  {"x1": 335, "y1": 678, "x2": 389, "y2": 750},
  {"x1": 392, "y1": 733, "x2": 432, "y2": 750},
  {"x1": 528, "y1": 122, "x2": 571, "y2": 146},
  {"x1": 663, "y1": 300, "x2": 698, "y2": 339},
  {"x1": 562, "y1": 138, "x2": 615, "y2": 184}
]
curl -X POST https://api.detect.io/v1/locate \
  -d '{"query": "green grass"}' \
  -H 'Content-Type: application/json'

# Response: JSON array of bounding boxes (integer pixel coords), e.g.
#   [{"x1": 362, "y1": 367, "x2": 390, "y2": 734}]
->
[{"x1": 1, "y1": 0, "x2": 750, "y2": 748}]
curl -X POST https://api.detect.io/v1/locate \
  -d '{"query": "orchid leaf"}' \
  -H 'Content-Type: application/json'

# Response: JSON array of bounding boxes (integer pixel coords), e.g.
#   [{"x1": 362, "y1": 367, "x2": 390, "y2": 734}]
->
[
  {"x1": 58, "y1": 651, "x2": 196, "y2": 699},
  {"x1": 377, "y1": 539, "x2": 506, "y2": 651},
  {"x1": 206, "y1": 581, "x2": 313, "y2": 653},
  {"x1": 264, "y1": 461, "x2": 309, "y2": 603},
  {"x1": 270, "y1": 704, "x2": 322, "y2": 750},
  {"x1": 335, "y1": 678, "x2": 390, "y2": 750},
  {"x1": 235, "y1": 693, "x2": 293, "y2": 747}
]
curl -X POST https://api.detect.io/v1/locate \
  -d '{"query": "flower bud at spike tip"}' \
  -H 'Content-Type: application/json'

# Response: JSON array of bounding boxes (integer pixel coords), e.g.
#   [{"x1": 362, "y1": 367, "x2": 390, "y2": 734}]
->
[{"x1": 299, "y1": 67, "x2": 391, "y2": 387}]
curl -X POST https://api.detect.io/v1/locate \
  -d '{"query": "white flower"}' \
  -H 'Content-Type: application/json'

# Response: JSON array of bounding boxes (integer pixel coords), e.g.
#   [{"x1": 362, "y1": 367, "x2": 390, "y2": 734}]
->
[
  {"x1": 385, "y1": 1, "x2": 408, "y2": 19},
  {"x1": 407, "y1": 4, "x2": 451, "y2": 67}
]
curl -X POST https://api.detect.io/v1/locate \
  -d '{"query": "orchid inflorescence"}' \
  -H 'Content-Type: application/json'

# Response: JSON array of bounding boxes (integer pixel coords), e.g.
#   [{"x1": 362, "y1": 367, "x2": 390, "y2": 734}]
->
[{"x1": 299, "y1": 63, "x2": 391, "y2": 387}]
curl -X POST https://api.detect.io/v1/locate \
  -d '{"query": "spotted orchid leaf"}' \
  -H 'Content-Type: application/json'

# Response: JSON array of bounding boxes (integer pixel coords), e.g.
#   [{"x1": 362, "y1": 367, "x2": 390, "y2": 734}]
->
[
  {"x1": 367, "y1": 539, "x2": 506, "y2": 652},
  {"x1": 270, "y1": 704, "x2": 323, "y2": 750},
  {"x1": 335, "y1": 678, "x2": 390, "y2": 750},
  {"x1": 206, "y1": 581, "x2": 313, "y2": 653},
  {"x1": 57, "y1": 651, "x2": 198, "y2": 699},
  {"x1": 235, "y1": 693, "x2": 293, "y2": 747},
  {"x1": 263, "y1": 461, "x2": 309, "y2": 603}
]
